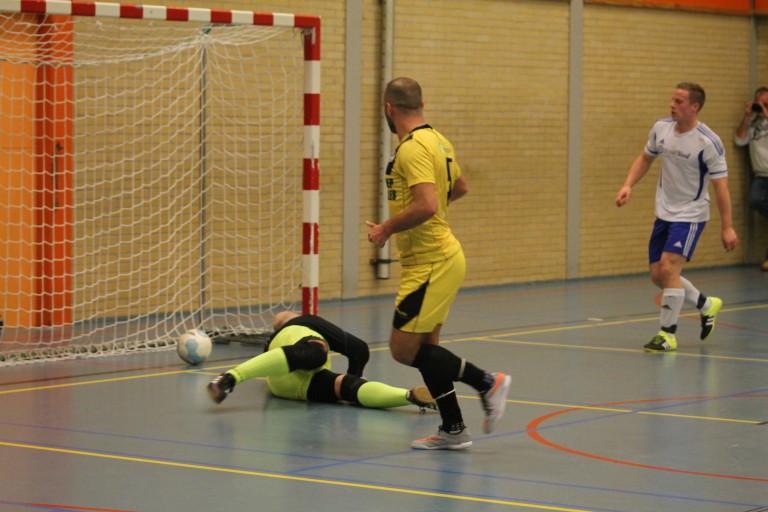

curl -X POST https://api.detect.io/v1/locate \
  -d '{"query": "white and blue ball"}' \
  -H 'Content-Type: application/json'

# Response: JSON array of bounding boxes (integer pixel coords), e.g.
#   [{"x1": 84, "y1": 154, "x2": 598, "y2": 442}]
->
[{"x1": 177, "y1": 329, "x2": 212, "y2": 365}]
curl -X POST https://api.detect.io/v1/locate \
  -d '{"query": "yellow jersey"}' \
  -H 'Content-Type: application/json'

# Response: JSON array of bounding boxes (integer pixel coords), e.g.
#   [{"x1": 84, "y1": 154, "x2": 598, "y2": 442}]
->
[{"x1": 386, "y1": 124, "x2": 462, "y2": 265}]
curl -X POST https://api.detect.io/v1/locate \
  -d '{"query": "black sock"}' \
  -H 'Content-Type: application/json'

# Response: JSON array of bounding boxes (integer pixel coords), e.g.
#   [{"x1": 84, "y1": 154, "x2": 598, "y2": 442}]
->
[
  {"x1": 412, "y1": 344, "x2": 464, "y2": 427},
  {"x1": 442, "y1": 421, "x2": 466, "y2": 434},
  {"x1": 435, "y1": 391, "x2": 464, "y2": 431},
  {"x1": 410, "y1": 343, "x2": 492, "y2": 392},
  {"x1": 458, "y1": 361, "x2": 494, "y2": 393}
]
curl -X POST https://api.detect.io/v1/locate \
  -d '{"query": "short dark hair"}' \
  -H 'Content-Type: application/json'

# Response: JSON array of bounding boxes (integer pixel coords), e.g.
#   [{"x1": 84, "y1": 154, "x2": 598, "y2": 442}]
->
[
  {"x1": 384, "y1": 77, "x2": 422, "y2": 111},
  {"x1": 677, "y1": 82, "x2": 706, "y2": 111},
  {"x1": 755, "y1": 86, "x2": 768, "y2": 98}
]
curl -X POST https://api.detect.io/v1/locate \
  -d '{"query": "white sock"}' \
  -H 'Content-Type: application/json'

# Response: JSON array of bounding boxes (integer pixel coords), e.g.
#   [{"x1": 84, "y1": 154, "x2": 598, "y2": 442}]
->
[
  {"x1": 680, "y1": 276, "x2": 711, "y2": 311},
  {"x1": 660, "y1": 288, "x2": 685, "y2": 332},
  {"x1": 679, "y1": 276, "x2": 699, "y2": 306}
]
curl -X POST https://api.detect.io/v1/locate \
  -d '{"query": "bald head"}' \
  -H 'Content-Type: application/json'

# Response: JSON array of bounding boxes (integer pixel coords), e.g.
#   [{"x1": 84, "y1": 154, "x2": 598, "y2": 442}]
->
[{"x1": 384, "y1": 77, "x2": 423, "y2": 112}]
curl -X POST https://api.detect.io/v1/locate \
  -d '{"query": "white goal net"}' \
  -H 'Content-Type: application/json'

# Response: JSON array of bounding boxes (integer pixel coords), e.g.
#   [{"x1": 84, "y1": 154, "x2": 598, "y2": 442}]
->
[{"x1": 0, "y1": 3, "x2": 321, "y2": 365}]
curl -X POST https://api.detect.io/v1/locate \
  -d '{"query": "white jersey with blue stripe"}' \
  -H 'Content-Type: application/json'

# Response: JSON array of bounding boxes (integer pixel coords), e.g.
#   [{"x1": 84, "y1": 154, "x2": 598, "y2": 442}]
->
[{"x1": 644, "y1": 119, "x2": 727, "y2": 222}]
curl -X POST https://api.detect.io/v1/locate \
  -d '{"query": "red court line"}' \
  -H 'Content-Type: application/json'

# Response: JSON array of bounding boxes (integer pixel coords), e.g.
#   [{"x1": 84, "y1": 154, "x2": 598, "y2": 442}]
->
[
  {"x1": 527, "y1": 396, "x2": 768, "y2": 483},
  {"x1": 20, "y1": 504, "x2": 135, "y2": 511}
]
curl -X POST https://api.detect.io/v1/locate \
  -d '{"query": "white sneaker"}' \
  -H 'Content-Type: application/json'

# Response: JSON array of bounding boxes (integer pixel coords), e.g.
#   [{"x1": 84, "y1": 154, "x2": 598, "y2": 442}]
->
[
  {"x1": 411, "y1": 427, "x2": 472, "y2": 450},
  {"x1": 480, "y1": 373, "x2": 511, "y2": 434}
]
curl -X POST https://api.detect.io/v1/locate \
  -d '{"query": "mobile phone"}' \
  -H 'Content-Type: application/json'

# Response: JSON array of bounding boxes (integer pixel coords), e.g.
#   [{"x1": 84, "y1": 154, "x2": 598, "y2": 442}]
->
[{"x1": 752, "y1": 103, "x2": 764, "y2": 113}]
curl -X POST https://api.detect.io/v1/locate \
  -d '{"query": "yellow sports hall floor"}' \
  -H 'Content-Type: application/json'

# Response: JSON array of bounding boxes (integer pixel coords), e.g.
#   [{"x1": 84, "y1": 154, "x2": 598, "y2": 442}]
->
[{"x1": 0, "y1": 266, "x2": 766, "y2": 511}]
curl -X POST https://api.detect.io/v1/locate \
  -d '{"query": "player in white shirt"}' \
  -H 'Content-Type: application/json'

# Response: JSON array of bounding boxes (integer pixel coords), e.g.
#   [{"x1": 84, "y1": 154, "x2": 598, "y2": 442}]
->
[{"x1": 615, "y1": 82, "x2": 740, "y2": 352}]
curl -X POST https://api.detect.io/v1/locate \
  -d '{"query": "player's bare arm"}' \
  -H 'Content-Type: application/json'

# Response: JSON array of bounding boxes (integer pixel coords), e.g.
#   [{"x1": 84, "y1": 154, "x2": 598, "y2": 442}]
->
[
  {"x1": 366, "y1": 182, "x2": 437, "y2": 248},
  {"x1": 450, "y1": 175, "x2": 468, "y2": 202},
  {"x1": 711, "y1": 178, "x2": 740, "y2": 252},
  {"x1": 616, "y1": 152, "x2": 654, "y2": 207}
]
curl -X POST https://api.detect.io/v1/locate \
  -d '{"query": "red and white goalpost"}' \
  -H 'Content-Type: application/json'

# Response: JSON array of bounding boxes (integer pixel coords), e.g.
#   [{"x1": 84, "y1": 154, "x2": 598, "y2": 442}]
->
[{"x1": 0, "y1": 0, "x2": 320, "y2": 364}]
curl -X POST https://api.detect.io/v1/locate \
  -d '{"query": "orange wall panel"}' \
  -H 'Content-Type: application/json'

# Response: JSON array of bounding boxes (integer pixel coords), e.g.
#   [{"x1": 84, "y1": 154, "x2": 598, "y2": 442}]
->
[
  {"x1": 0, "y1": 14, "x2": 73, "y2": 328},
  {"x1": 587, "y1": 0, "x2": 751, "y2": 15},
  {"x1": 0, "y1": 55, "x2": 37, "y2": 327}
]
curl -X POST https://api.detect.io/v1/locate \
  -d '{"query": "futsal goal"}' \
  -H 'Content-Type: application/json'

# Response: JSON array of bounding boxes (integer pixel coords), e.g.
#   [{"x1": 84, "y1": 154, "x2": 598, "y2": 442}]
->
[{"x1": 0, "y1": 0, "x2": 320, "y2": 365}]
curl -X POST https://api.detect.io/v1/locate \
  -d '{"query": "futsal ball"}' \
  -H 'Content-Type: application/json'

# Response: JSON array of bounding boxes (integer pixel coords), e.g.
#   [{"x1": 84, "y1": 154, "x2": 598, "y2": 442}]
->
[{"x1": 177, "y1": 329, "x2": 212, "y2": 365}]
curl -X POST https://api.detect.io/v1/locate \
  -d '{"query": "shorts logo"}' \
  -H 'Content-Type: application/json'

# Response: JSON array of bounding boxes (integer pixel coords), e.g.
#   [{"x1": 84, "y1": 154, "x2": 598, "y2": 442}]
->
[
  {"x1": 673, "y1": 241, "x2": 683, "y2": 248},
  {"x1": 393, "y1": 281, "x2": 428, "y2": 330}
]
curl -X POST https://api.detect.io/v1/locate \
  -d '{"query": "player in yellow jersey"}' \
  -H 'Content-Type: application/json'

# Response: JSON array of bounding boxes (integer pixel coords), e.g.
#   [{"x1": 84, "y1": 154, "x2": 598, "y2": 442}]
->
[{"x1": 367, "y1": 77, "x2": 511, "y2": 450}]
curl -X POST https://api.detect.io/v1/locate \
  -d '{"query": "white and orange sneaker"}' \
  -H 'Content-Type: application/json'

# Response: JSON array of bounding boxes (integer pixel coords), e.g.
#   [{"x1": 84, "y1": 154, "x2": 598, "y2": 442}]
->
[
  {"x1": 411, "y1": 426, "x2": 472, "y2": 450},
  {"x1": 480, "y1": 373, "x2": 511, "y2": 434}
]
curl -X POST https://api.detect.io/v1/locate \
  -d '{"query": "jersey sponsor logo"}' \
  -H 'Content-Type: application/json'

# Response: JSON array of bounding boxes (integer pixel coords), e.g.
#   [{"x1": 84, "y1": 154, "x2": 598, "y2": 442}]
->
[
  {"x1": 385, "y1": 177, "x2": 396, "y2": 200},
  {"x1": 657, "y1": 140, "x2": 691, "y2": 160},
  {"x1": 669, "y1": 150, "x2": 691, "y2": 159}
]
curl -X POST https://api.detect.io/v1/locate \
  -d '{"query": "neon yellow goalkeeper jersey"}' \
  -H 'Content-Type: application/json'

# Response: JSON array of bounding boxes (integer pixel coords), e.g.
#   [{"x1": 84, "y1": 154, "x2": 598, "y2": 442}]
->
[{"x1": 386, "y1": 124, "x2": 462, "y2": 265}]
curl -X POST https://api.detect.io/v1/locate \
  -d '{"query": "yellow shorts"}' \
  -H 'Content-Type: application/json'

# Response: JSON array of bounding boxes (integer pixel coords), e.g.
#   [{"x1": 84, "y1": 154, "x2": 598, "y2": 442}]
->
[
  {"x1": 267, "y1": 371, "x2": 317, "y2": 401},
  {"x1": 266, "y1": 324, "x2": 330, "y2": 401},
  {"x1": 394, "y1": 249, "x2": 466, "y2": 333}
]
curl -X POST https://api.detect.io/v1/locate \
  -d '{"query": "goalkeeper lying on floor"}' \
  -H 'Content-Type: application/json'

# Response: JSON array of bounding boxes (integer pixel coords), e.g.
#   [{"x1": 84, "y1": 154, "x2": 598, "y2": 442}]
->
[{"x1": 207, "y1": 311, "x2": 435, "y2": 410}]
